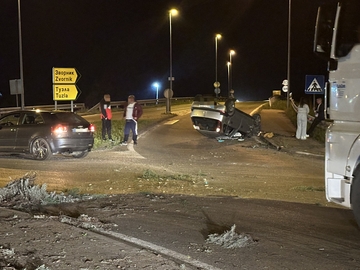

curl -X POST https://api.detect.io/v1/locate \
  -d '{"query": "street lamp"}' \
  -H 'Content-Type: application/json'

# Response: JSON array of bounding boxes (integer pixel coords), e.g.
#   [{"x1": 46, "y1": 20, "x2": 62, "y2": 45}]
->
[
  {"x1": 167, "y1": 8, "x2": 178, "y2": 114},
  {"x1": 152, "y1": 82, "x2": 159, "y2": 104},
  {"x1": 215, "y1": 34, "x2": 222, "y2": 97},
  {"x1": 229, "y1": 50, "x2": 235, "y2": 97},
  {"x1": 227, "y1": 61, "x2": 231, "y2": 97}
]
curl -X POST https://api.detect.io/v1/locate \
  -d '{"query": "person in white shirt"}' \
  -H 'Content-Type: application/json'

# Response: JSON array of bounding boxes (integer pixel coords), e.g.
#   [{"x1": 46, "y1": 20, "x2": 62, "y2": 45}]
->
[
  {"x1": 296, "y1": 97, "x2": 309, "y2": 140},
  {"x1": 120, "y1": 95, "x2": 143, "y2": 145}
]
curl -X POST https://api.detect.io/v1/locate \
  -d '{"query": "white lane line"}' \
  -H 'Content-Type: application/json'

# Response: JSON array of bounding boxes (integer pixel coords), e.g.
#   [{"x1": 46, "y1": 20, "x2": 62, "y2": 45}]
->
[
  {"x1": 115, "y1": 143, "x2": 146, "y2": 159},
  {"x1": 164, "y1": 119, "x2": 179, "y2": 125},
  {"x1": 295, "y1": 151, "x2": 324, "y2": 157},
  {"x1": 88, "y1": 226, "x2": 222, "y2": 270},
  {"x1": 250, "y1": 103, "x2": 266, "y2": 116}
]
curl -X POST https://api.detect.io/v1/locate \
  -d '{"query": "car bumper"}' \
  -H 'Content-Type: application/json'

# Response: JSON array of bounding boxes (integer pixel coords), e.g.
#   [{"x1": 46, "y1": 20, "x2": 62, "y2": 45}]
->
[{"x1": 50, "y1": 137, "x2": 94, "y2": 153}]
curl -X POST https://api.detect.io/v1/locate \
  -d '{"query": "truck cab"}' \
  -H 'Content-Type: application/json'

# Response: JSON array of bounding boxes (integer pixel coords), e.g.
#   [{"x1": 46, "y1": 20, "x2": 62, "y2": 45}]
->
[{"x1": 314, "y1": 0, "x2": 360, "y2": 225}]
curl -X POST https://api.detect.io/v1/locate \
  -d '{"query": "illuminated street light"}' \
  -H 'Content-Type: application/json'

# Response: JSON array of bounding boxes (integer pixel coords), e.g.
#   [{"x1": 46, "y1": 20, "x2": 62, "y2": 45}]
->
[
  {"x1": 152, "y1": 82, "x2": 160, "y2": 104},
  {"x1": 229, "y1": 50, "x2": 235, "y2": 97},
  {"x1": 215, "y1": 34, "x2": 222, "y2": 97},
  {"x1": 167, "y1": 8, "x2": 178, "y2": 114}
]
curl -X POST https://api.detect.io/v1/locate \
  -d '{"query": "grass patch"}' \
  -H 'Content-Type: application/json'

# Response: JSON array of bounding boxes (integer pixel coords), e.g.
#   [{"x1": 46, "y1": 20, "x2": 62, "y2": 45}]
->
[
  {"x1": 292, "y1": 186, "x2": 325, "y2": 192},
  {"x1": 141, "y1": 169, "x2": 193, "y2": 183},
  {"x1": 63, "y1": 188, "x2": 81, "y2": 197},
  {"x1": 262, "y1": 100, "x2": 288, "y2": 110}
]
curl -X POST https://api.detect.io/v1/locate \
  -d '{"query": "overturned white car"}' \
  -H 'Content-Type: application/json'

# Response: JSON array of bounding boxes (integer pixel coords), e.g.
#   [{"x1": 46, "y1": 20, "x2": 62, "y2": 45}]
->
[{"x1": 190, "y1": 95, "x2": 261, "y2": 139}]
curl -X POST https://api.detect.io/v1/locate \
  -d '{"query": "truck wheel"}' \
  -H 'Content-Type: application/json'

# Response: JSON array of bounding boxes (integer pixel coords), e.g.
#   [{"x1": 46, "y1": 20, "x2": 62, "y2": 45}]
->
[{"x1": 351, "y1": 170, "x2": 360, "y2": 227}]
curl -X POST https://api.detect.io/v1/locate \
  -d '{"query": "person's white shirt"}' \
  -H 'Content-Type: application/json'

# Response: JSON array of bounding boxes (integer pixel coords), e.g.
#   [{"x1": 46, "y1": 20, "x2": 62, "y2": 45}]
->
[{"x1": 126, "y1": 103, "x2": 135, "y2": 119}]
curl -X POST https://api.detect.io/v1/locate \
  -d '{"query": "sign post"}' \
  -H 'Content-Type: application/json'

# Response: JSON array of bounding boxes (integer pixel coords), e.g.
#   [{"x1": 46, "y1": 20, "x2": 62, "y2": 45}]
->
[{"x1": 52, "y1": 67, "x2": 81, "y2": 112}]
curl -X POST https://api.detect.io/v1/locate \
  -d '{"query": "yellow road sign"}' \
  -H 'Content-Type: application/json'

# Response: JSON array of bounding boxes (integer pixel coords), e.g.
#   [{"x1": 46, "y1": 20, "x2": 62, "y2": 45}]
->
[
  {"x1": 52, "y1": 67, "x2": 79, "y2": 83},
  {"x1": 53, "y1": 84, "x2": 79, "y2": 101}
]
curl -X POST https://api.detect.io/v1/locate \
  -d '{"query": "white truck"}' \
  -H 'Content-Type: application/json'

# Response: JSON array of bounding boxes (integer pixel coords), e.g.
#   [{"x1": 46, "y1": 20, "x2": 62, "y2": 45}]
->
[{"x1": 314, "y1": 0, "x2": 360, "y2": 226}]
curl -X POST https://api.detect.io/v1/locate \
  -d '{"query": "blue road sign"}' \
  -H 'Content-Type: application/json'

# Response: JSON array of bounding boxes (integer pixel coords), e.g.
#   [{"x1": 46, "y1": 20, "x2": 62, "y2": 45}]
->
[{"x1": 305, "y1": 75, "x2": 325, "y2": 94}]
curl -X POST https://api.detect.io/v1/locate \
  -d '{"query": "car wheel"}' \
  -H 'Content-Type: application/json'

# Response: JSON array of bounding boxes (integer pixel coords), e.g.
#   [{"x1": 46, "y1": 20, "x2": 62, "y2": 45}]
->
[
  {"x1": 351, "y1": 169, "x2": 360, "y2": 227},
  {"x1": 31, "y1": 138, "x2": 52, "y2": 160},
  {"x1": 252, "y1": 113, "x2": 261, "y2": 135},
  {"x1": 225, "y1": 98, "x2": 236, "y2": 116},
  {"x1": 72, "y1": 151, "x2": 89, "y2": 158}
]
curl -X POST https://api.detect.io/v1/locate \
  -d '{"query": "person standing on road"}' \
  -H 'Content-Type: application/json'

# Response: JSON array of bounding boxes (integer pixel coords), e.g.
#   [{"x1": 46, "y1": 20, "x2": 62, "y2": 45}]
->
[
  {"x1": 307, "y1": 97, "x2": 325, "y2": 137},
  {"x1": 99, "y1": 94, "x2": 113, "y2": 141},
  {"x1": 296, "y1": 97, "x2": 309, "y2": 140},
  {"x1": 120, "y1": 95, "x2": 143, "y2": 145}
]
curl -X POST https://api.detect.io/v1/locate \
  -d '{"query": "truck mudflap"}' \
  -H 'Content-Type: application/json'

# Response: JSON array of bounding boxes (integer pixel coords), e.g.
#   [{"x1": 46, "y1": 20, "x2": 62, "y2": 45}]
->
[{"x1": 326, "y1": 177, "x2": 351, "y2": 208}]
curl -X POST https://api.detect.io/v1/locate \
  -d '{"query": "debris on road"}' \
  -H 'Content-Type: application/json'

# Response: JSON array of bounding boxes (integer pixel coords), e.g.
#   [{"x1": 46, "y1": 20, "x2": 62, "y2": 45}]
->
[
  {"x1": 263, "y1": 132, "x2": 274, "y2": 138},
  {"x1": 0, "y1": 172, "x2": 87, "y2": 210},
  {"x1": 206, "y1": 224, "x2": 255, "y2": 249}
]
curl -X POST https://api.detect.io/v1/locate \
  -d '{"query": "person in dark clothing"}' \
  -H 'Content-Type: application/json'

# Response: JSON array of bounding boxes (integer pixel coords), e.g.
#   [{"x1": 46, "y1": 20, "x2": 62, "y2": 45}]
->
[
  {"x1": 307, "y1": 97, "x2": 325, "y2": 137},
  {"x1": 99, "y1": 94, "x2": 113, "y2": 141},
  {"x1": 120, "y1": 95, "x2": 143, "y2": 145}
]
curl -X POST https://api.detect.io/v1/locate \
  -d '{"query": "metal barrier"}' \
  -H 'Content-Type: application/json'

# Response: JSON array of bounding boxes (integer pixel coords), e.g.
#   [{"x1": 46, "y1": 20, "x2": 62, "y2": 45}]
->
[
  {"x1": 0, "y1": 103, "x2": 86, "y2": 116},
  {"x1": 0, "y1": 97, "x2": 195, "y2": 116},
  {"x1": 88, "y1": 97, "x2": 194, "y2": 112}
]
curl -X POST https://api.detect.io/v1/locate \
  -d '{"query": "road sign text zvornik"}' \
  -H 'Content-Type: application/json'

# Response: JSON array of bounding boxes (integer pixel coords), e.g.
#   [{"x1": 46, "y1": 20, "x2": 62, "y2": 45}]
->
[
  {"x1": 54, "y1": 70, "x2": 76, "y2": 82},
  {"x1": 52, "y1": 67, "x2": 80, "y2": 101}
]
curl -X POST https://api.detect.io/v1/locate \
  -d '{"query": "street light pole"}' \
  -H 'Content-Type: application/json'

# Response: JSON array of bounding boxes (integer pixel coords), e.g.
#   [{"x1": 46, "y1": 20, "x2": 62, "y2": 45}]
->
[
  {"x1": 286, "y1": 0, "x2": 291, "y2": 108},
  {"x1": 227, "y1": 61, "x2": 231, "y2": 97},
  {"x1": 215, "y1": 34, "x2": 222, "y2": 97},
  {"x1": 167, "y1": 9, "x2": 178, "y2": 114},
  {"x1": 18, "y1": 0, "x2": 25, "y2": 110},
  {"x1": 229, "y1": 50, "x2": 235, "y2": 97}
]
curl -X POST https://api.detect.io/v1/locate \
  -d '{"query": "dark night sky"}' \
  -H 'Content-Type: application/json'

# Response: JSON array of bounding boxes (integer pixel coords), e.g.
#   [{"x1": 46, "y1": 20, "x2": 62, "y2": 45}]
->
[{"x1": 0, "y1": 0, "x2": 330, "y2": 107}]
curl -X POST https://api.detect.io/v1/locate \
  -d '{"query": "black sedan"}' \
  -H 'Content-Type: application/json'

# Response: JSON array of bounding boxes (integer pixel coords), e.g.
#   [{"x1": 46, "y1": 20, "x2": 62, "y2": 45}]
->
[{"x1": 0, "y1": 110, "x2": 95, "y2": 160}]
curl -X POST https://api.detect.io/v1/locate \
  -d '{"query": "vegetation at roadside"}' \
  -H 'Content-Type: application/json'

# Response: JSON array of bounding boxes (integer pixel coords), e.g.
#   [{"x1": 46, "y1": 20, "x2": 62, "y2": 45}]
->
[{"x1": 91, "y1": 107, "x2": 174, "y2": 149}]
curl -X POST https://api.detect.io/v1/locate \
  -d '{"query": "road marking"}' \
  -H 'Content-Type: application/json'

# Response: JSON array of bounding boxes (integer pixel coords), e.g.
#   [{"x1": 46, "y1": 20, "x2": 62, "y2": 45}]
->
[
  {"x1": 86, "y1": 226, "x2": 222, "y2": 270},
  {"x1": 164, "y1": 120, "x2": 179, "y2": 125},
  {"x1": 250, "y1": 103, "x2": 266, "y2": 116},
  {"x1": 115, "y1": 143, "x2": 146, "y2": 159},
  {"x1": 295, "y1": 151, "x2": 324, "y2": 157}
]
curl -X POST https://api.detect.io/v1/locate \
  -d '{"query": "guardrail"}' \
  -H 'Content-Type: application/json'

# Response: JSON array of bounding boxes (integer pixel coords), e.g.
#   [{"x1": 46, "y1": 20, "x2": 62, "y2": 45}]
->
[
  {"x1": 0, "y1": 103, "x2": 85, "y2": 116},
  {"x1": 87, "y1": 97, "x2": 194, "y2": 112},
  {"x1": 0, "y1": 97, "x2": 195, "y2": 116}
]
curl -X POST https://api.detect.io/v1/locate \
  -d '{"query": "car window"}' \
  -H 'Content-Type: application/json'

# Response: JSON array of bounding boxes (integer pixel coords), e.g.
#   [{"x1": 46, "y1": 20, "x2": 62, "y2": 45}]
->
[
  {"x1": 0, "y1": 113, "x2": 21, "y2": 126},
  {"x1": 22, "y1": 113, "x2": 44, "y2": 125},
  {"x1": 48, "y1": 112, "x2": 88, "y2": 125}
]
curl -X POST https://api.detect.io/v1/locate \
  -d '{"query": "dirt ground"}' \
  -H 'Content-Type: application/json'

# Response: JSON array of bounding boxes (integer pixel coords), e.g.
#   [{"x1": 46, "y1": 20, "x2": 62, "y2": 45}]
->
[{"x1": 1, "y1": 109, "x2": 356, "y2": 270}]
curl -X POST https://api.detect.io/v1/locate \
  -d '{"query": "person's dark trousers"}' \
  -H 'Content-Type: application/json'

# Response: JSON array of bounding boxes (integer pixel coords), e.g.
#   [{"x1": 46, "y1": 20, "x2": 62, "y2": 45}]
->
[
  {"x1": 123, "y1": 119, "x2": 138, "y2": 143},
  {"x1": 307, "y1": 117, "x2": 322, "y2": 136},
  {"x1": 101, "y1": 119, "x2": 112, "y2": 140}
]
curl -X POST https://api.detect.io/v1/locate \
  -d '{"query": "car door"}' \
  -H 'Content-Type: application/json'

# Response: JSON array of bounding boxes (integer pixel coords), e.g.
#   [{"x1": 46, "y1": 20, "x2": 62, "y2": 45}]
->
[
  {"x1": 0, "y1": 113, "x2": 21, "y2": 151},
  {"x1": 15, "y1": 112, "x2": 45, "y2": 151}
]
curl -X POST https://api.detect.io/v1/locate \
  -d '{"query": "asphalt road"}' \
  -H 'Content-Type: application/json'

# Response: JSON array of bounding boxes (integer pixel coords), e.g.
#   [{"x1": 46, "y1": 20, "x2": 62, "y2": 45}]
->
[{"x1": 1, "y1": 102, "x2": 360, "y2": 269}]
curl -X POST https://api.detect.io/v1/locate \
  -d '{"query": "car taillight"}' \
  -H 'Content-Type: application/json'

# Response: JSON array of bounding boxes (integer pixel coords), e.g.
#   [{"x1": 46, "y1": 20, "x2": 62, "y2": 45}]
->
[
  {"x1": 89, "y1": 124, "x2": 95, "y2": 132},
  {"x1": 52, "y1": 124, "x2": 68, "y2": 134},
  {"x1": 216, "y1": 121, "x2": 222, "y2": 133}
]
